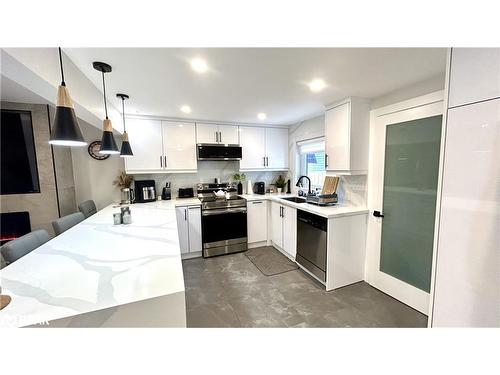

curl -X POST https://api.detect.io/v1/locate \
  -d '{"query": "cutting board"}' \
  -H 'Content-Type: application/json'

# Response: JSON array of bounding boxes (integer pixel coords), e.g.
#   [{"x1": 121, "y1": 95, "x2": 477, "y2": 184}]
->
[
  {"x1": 322, "y1": 176, "x2": 340, "y2": 195},
  {"x1": 0, "y1": 295, "x2": 11, "y2": 310}
]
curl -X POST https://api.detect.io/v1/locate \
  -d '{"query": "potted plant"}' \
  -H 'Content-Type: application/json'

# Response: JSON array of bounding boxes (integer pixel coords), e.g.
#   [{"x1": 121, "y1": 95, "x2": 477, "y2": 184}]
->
[
  {"x1": 232, "y1": 172, "x2": 246, "y2": 194},
  {"x1": 274, "y1": 175, "x2": 286, "y2": 194},
  {"x1": 113, "y1": 171, "x2": 135, "y2": 204}
]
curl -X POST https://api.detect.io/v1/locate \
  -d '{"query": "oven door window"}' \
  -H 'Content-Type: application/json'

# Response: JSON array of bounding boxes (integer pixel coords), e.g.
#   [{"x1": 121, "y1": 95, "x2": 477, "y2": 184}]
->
[{"x1": 202, "y1": 210, "x2": 247, "y2": 244}]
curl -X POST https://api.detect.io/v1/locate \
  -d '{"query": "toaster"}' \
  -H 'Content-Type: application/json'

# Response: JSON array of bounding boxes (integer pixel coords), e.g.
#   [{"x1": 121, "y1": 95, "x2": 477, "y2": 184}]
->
[
  {"x1": 178, "y1": 187, "x2": 194, "y2": 198},
  {"x1": 254, "y1": 182, "x2": 265, "y2": 195}
]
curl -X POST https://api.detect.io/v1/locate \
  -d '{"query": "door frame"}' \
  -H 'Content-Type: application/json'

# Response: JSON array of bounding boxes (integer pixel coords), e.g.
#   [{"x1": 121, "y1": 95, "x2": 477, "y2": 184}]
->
[{"x1": 365, "y1": 90, "x2": 445, "y2": 315}]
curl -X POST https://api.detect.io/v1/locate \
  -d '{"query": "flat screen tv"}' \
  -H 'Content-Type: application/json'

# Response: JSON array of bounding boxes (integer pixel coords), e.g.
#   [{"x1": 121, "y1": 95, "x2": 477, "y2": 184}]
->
[{"x1": 1, "y1": 109, "x2": 40, "y2": 194}]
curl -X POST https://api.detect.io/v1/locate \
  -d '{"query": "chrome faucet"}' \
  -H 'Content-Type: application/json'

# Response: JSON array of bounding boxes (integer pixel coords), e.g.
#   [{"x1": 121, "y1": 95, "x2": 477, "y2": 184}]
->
[{"x1": 296, "y1": 176, "x2": 312, "y2": 195}]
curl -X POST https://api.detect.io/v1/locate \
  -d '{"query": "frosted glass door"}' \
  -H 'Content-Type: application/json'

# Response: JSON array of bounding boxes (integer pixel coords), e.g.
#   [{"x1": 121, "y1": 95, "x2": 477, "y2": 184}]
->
[{"x1": 379, "y1": 115, "x2": 442, "y2": 292}]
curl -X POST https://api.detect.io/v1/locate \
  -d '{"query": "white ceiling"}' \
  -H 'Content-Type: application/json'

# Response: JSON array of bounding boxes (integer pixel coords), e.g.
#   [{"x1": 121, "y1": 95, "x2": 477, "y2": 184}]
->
[
  {"x1": 62, "y1": 48, "x2": 445, "y2": 125},
  {"x1": 0, "y1": 75, "x2": 50, "y2": 105}
]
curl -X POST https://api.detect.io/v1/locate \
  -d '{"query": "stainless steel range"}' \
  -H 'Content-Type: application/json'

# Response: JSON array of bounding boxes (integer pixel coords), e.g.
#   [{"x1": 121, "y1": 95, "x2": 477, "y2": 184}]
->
[{"x1": 197, "y1": 182, "x2": 247, "y2": 258}]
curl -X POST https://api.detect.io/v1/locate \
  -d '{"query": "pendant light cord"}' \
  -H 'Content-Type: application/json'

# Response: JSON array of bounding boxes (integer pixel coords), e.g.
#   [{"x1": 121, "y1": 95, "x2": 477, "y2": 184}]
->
[
  {"x1": 58, "y1": 47, "x2": 66, "y2": 86},
  {"x1": 101, "y1": 71, "x2": 109, "y2": 119},
  {"x1": 121, "y1": 97, "x2": 126, "y2": 132}
]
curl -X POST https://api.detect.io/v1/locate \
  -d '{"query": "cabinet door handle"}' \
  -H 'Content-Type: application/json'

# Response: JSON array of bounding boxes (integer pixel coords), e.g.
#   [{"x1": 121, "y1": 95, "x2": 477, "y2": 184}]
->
[
  {"x1": 325, "y1": 154, "x2": 328, "y2": 168},
  {"x1": 252, "y1": 201, "x2": 263, "y2": 204},
  {"x1": 184, "y1": 208, "x2": 187, "y2": 221},
  {"x1": 266, "y1": 156, "x2": 269, "y2": 166},
  {"x1": 160, "y1": 155, "x2": 162, "y2": 168},
  {"x1": 164, "y1": 156, "x2": 167, "y2": 168},
  {"x1": 218, "y1": 131, "x2": 222, "y2": 143},
  {"x1": 263, "y1": 156, "x2": 266, "y2": 166}
]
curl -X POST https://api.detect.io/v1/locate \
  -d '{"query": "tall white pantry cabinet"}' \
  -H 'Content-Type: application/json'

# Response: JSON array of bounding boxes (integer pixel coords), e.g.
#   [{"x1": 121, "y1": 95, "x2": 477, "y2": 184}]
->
[{"x1": 431, "y1": 48, "x2": 500, "y2": 327}]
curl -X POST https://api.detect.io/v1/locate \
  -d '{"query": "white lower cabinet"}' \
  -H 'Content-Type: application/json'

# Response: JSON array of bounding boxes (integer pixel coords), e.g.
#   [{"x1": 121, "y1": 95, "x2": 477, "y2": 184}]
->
[
  {"x1": 176, "y1": 206, "x2": 202, "y2": 256},
  {"x1": 247, "y1": 200, "x2": 268, "y2": 244},
  {"x1": 270, "y1": 201, "x2": 296, "y2": 259}
]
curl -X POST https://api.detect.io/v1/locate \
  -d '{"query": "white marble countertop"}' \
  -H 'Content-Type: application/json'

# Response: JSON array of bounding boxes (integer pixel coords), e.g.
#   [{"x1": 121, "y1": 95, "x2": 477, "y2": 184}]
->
[
  {"x1": 0, "y1": 202, "x2": 185, "y2": 327},
  {"x1": 240, "y1": 193, "x2": 369, "y2": 218}
]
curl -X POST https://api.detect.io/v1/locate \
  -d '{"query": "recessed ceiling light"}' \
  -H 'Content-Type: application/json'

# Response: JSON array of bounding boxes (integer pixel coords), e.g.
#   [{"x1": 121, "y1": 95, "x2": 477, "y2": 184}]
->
[
  {"x1": 190, "y1": 58, "x2": 208, "y2": 73},
  {"x1": 257, "y1": 113, "x2": 267, "y2": 120},
  {"x1": 309, "y1": 78, "x2": 326, "y2": 92},
  {"x1": 180, "y1": 105, "x2": 191, "y2": 114}
]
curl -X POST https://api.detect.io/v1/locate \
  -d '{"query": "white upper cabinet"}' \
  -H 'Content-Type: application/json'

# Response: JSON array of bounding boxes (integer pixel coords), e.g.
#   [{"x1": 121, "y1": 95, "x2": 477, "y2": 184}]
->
[
  {"x1": 240, "y1": 126, "x2": 266, "y2": 169},
  {"x1": 449, "y1": 48, "x2": 500, "y2": 108},
  {"x1": 162, "y1": 121, "x2": 197, "y2": 171},
  {"x1": 240, "y1": 126, "x2": 288, "y2": 171},
  {"x1": 196, "y1": 123, "x2": 239, "y2": 144},
  {"x1": 125, "y1": 118, "x2": 197, "y2": 173},
  {"x1": 196, "y1": 123, "x2": 219, "y2": 144},
  {"x1": 325, "y1": 97, "x2": 370, "y2": 174},
  {"x1": 124, "y1": 119, "x2": 164, "y2": 172},
  {"x1": 265, "y1": 127, "x2": 289, "y2": 169},
  {"x1": 218, "y1": 125, "x2": 239, "y2": 144}
]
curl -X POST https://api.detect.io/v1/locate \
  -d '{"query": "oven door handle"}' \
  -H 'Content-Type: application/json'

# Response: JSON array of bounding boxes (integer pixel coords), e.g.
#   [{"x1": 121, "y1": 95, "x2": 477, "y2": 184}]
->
[{"x1": 202, "y1": 207, "x2": 247, "y2": 216}]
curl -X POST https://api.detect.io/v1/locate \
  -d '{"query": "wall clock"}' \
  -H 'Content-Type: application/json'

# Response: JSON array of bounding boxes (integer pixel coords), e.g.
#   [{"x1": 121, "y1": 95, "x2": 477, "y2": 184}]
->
[{"x1": 87, "y1": 140, "x2": 110, "y2": 160}]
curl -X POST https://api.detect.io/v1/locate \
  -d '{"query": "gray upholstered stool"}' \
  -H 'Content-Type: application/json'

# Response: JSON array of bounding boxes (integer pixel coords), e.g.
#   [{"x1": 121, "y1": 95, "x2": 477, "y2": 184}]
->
[
  {"x1": 52, "y1": 212, "x2": 85, "y2": 236},
  {"x1": 0, "y1": 229, "x2": 50, "y2": 265},
  {"x1": 78, "y1": 200, "x2": 97, "y2": 219}
]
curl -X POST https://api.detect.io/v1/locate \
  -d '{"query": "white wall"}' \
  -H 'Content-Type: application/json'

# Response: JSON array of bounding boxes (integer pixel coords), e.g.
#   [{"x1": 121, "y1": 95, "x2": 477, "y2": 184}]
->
[
  {"x1": 288, "y1": 114, "x2": 325, "y2": 183},
  {"x1": 371, "y1": 74, "x2": 445, "y2": 110},
  {"x1": 71, "y1": 119, "x2": 124, "y2": 210}
]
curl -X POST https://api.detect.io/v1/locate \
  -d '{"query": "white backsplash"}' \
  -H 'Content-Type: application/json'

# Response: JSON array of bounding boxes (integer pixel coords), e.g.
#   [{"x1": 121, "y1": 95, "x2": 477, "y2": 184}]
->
[
  {"x1": 132, "y1": 161, "x2": 287, "y2": 197},
  {"x1": 332, "y1": 174, "x2": 367, "y2": 206}
]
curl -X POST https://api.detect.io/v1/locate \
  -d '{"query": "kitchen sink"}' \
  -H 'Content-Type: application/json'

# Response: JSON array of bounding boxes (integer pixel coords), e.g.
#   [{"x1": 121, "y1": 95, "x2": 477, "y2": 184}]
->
[{"x1": 280, "y1": 196, "x2": 306, "y2": 203}]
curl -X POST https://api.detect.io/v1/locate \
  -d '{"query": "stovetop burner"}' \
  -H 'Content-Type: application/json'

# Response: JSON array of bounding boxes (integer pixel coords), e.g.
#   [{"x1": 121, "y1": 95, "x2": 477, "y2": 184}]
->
[{"x1": 197, "y1": 182, "x2": 246, "y2": 209}]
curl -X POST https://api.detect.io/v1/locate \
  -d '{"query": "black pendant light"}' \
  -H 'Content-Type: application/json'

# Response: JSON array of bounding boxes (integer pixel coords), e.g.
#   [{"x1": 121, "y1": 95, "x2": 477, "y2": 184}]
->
[
  {"x1": 117, "y1": 93, "x2": 133, "y2": 157},
  {"x1": 49, "y1": 48, "x2": 86, "y2": 146},
  {"x1": 93, "y1": 61, "x2": 119, "y2": 155}
]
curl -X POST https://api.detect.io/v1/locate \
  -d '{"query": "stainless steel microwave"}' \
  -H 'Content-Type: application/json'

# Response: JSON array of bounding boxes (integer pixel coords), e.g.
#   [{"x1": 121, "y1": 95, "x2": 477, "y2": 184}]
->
[{"x1": 197, "y1": 144, "x2": 242, "y2": 161}]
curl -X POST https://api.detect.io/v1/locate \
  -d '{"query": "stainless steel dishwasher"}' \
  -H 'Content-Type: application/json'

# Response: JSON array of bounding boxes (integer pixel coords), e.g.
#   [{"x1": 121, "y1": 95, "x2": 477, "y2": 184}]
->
[{"x1": 296, "y1": 210, "x2": 327, "y2": 282}]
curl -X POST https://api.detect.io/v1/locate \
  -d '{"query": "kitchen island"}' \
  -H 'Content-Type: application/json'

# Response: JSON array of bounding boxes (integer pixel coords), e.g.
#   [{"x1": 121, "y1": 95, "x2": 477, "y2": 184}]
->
[{"x1": 0, "y1": 201, "x2": 187, "y2": 328}]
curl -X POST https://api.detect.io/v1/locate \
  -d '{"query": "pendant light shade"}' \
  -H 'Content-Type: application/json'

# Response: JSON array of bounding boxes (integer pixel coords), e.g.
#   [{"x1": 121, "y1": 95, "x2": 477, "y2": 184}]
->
[
  {"x1": 117, "y1": 93, "x2": 133, "y2": 157},
  {"x1": 100, "y1": 118, "x2": 119, "y2": 154},
  {"x1": 93, "y1": 61, "x2": 119, "y2": 155},
  {"x1": 49, "y1": 48, "x2": 86, "y2": 146}
]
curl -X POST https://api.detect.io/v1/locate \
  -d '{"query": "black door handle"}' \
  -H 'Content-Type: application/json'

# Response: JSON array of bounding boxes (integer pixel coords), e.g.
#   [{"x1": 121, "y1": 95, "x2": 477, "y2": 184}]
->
[{"x1": 373, "y1": 210, "x2": 384, "y2": 218}]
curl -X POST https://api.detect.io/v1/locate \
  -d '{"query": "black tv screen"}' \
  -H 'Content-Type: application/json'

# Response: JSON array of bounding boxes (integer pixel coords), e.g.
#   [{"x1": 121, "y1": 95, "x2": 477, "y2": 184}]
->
[{"x1": 1, "y1": 109, "x2": 40, "y2": 194}]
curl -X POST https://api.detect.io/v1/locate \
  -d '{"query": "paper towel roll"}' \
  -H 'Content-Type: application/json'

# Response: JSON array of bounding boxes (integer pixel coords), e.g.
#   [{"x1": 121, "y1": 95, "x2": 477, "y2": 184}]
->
[{"x1": 246, "y1": 180, "x2": 253, "y2": 195}]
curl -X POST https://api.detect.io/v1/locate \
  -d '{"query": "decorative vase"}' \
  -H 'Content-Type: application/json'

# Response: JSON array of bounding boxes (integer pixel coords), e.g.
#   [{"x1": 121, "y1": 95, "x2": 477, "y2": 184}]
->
[{"x1": 277, "y1": 188, "x2": 282, "y2": 194}]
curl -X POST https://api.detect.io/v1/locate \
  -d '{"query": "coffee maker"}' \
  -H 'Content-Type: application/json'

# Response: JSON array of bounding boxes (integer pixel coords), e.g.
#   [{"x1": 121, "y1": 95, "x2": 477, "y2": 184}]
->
[{"x1": 134, "y1": 180, "x2": 156, "y2": 203}]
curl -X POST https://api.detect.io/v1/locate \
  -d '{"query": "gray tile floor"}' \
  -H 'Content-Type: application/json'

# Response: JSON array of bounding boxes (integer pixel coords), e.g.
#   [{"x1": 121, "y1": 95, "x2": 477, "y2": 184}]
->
[{"x1": 182, "y1": 247, "x2": 428, "y2": 328}]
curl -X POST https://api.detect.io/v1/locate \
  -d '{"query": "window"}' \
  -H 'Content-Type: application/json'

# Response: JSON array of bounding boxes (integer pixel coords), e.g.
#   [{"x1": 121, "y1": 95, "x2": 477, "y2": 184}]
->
[{"x1": 298, "y1": 138, "x2": 325, "y2": 191}]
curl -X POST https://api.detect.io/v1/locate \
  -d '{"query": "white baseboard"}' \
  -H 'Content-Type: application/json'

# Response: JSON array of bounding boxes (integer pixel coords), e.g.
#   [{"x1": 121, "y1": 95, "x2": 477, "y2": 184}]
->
[
  {"x1": 181, "y1": 251, "x2": 202, "y2": 260},
  {"x1": 248, "y1": 241, "x2": 268, "y2": 249}
]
